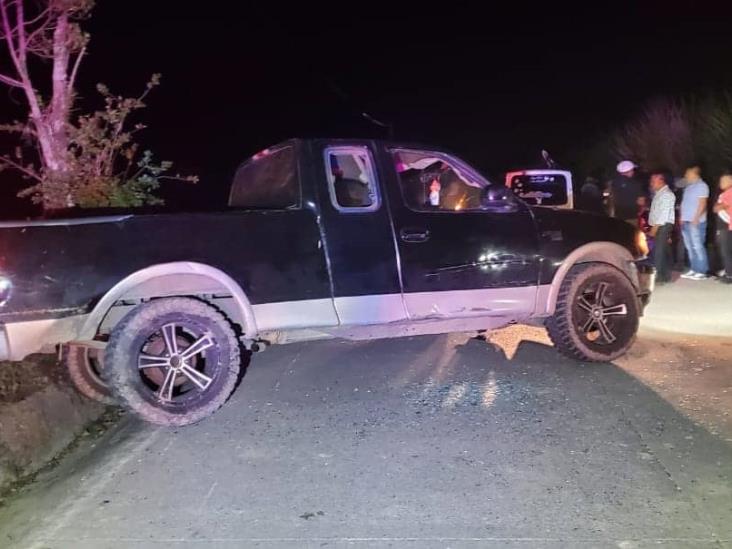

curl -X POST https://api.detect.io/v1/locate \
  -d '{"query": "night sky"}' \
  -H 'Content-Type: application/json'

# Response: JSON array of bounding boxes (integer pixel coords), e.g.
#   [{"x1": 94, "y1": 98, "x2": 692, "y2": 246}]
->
[{"x1": 3, "y1": 2, "x2": 732, "y2": 214}]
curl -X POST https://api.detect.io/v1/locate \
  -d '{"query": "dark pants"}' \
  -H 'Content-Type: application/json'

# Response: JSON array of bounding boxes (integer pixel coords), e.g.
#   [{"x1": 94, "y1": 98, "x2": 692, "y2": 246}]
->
[
  {"x1": 717, "y1": 217, "x2": 732, "y2": 276},
  {"x1": 653, "y1": 223, "x2": 674, "y2": 282}
]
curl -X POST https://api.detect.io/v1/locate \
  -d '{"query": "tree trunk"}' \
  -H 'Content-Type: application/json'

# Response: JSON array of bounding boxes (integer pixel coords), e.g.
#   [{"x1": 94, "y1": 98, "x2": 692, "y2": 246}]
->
[{"x1": 38, "y1": 11, "x2": 73, "y2": 211}]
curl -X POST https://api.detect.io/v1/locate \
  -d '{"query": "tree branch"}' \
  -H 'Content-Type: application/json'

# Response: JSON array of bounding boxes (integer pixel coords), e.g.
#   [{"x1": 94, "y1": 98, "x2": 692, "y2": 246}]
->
[
  {"x1": 0, "y1": 0, "x2": 23, "y2": 74},
  {"x1": 15, "y1": 0, "x2": 25, "y2": 66},
  {"x1": 0, "y1": 71, "x2": 22, "y2": 87},
  {"x1": 0, "y1": 154, "x2": 42, "y2": 181},
  {"x1": 67, "y1": 43, "x2": 85, "y2": 95},
  {"x1": 22, "y1": 6, "x2": 50, "y2": 27},
  {"x1": 0, "y1": 0, "x2": 42, "y2": 118}
]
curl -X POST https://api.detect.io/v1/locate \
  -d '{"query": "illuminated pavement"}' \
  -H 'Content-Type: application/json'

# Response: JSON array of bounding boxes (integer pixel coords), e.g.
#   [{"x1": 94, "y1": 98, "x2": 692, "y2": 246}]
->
[
  {"x1": 1, "y1": 286, "x2": 731, "y2": 548},
  {"x1": 641, "y1": 277, "x2": 732, "y2": 337}
]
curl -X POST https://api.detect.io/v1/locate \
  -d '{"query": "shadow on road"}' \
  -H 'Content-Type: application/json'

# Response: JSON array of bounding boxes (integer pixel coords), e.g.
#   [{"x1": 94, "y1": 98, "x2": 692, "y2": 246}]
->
[{"x1": 2, "y1": 332, "x2": 731, "y2": 547}]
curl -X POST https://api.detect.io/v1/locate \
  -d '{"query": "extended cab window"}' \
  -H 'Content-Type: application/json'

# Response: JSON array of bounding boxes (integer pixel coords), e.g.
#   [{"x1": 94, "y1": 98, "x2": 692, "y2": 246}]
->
[
  {"x1": 392, "y1": 149, "x2": 492, "y2": 212},
  {"x1": 229, "y1": 145, "x2": 300, "y2": 209},
  {"x1": 324, "y1": 146, "x2": 380, "y2": 212}
]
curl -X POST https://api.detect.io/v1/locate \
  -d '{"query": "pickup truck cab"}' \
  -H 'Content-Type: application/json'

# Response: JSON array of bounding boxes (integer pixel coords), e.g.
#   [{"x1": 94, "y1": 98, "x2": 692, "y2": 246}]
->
[{"x1": 0, "y1": 139, "x2": 653, "y2": 425}]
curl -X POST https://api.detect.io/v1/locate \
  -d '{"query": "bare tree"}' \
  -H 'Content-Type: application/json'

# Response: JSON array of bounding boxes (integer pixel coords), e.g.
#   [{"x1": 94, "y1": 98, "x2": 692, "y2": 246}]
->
[
  {"x1": 690, "y1": 92, "x2": 732, "y2": 178},
  {"x1": 614, "y1": 97, "x2": 694, "y2": 175},
  {"x1": 0, "y1": 0, "x2": 92, "y2": 209},
  {"x1": 0, "y1": 1, "x2": 193, "y2": 211}
]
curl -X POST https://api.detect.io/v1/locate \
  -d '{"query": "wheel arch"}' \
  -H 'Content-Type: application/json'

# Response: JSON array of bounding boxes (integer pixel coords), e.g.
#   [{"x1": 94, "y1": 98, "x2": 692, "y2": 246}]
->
[
  {"x1": 79, "y1": 262, "x2": 258, "y2": 340},
  {"x1": 540, "y1": 242, "x2": 638, "y2": 317}
]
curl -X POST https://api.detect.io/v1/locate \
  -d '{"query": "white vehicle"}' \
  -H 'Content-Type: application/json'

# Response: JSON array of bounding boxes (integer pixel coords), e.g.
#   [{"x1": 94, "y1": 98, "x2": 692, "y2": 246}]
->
[{"x1": 505, "y1": 169, "x2": 574, "y2": 209}]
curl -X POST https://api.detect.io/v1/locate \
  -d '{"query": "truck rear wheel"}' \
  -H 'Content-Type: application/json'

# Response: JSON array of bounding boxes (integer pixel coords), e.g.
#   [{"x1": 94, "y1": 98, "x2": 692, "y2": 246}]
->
[
  {"x1": 546, "y1": 263, "x2": 639, "y2": 362},
  {"x1": 104, "y1": 297, "x2": 240, "y2": 426},
  {"x1": 66, "y1": 343, "x2": 116, "y2": 406}
]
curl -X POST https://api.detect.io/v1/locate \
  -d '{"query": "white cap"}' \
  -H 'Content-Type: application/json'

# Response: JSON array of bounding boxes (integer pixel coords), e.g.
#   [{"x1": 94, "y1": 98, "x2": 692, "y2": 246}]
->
[{"x1": 616, "y1": 160, "x2": 636, "y2": 174}]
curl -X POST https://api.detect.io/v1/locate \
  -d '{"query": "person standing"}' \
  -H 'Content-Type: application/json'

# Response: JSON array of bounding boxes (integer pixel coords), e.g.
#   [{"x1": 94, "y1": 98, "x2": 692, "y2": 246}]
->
[
  {"x1": 647, "y1": 173, "x2": 676, "y2": 284},
  {"x1": 679, "y1": 165, "x2": 710, "y2": 280},
  {"x1": 578, "y1": 177, "x2": 604, "y2": 213},
  {"x1": 713, "y1": 174, "x2": 732, "y2": 283},
  {"x1": 608, "y1": 160, "x2": 645, "y2": 226}
]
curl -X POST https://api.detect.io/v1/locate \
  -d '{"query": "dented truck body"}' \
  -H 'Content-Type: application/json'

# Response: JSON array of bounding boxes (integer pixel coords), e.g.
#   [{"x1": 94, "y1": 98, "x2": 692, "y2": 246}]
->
[{"x1": 0, "y1": 139, "x2": 653, "y2": 424}]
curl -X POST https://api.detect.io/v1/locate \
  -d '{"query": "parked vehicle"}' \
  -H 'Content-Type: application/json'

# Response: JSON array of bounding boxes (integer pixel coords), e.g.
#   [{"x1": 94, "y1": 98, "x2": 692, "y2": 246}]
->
[
  {"x1": 505, "y1": 169, "x2": 574, "y2": 209},
  {"x1": 0, "y1": 139, "x2": 654, "y2": 425}
]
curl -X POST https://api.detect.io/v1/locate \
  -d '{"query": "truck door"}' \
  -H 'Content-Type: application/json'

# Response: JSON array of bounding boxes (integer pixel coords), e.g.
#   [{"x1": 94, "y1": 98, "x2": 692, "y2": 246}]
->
[
  {"x1": 384, "y1": 147, "x2": 540, "y2": 320},
  {"x1": 311, "y1": 141, "x2": 407, "y2": 325}
]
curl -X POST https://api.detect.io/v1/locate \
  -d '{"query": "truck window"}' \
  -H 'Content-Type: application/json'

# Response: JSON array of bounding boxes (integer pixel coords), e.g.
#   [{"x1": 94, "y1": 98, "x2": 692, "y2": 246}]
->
[
  {"x1": 391, "y1": 149, "x2": 487, "y2": 212},
  {"x1": 229, "y1": 145, "x2": 300, "y2": 209},
  {"x1": 324, "y1": 146, "x2": 380, "y2": 212}
]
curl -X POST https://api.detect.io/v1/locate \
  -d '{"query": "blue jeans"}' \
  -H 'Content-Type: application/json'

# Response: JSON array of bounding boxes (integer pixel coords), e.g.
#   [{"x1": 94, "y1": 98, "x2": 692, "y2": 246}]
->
[{"x1": 681, "y1": 221, "x2": 709, "y2": 274}]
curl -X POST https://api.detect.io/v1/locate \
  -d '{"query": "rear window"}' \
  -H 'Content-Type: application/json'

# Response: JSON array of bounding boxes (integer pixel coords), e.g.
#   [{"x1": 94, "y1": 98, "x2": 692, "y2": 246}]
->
[
  {"x1": 508, "y1": 173, "x2": 568, "y2": 206},
  {"x1": 228, "y1": 145, "x2": 300, "y2": 209}
]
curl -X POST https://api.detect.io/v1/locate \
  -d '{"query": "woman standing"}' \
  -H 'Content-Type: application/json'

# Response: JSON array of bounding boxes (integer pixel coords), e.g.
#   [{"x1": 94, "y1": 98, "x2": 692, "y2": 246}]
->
[{"x1": 713, "y1": 174, "x2": 732, "y2": 284}]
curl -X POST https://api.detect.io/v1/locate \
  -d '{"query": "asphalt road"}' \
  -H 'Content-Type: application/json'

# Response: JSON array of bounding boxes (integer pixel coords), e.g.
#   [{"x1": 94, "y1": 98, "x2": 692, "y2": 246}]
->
[{"x1": 1, "y1": 283, "x2": 731, "y2": 549}]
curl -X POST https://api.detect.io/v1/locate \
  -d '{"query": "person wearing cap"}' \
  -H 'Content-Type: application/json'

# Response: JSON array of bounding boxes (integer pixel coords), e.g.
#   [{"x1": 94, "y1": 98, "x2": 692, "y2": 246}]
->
[{"x1": 608, "y1": 160, "x2": 646, "y2": 226}]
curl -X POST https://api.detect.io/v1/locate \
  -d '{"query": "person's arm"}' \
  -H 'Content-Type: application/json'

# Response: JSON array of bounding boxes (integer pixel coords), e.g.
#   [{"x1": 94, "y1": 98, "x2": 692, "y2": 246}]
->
[
  {"x1": 606, "y1": 181, "x2": 615, "y2": 217},
  {"x1": 722, "y1": 192, "x2": 732, "y2": 214},
  {"x1": 692, "y1": 197, "x2": 708, "y2": 225}
]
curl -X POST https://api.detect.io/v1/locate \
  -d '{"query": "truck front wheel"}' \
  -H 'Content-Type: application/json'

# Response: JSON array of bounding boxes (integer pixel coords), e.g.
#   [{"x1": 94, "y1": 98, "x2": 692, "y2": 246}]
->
[
  {"x1": 546, "y1": 263, "x2": 639, "y2": 362},
  {"x1": 103, "y1": 297, "x2": 241, "y2": 426}
]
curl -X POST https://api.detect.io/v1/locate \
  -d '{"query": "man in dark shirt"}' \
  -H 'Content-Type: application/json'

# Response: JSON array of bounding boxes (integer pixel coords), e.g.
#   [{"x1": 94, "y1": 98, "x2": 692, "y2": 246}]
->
[
  {"x1": 577, "y1": 177, "x2": 604, "y2": 213},
  {"x1": 608, "y1": 160, "x2": 646, "y2": 226}
]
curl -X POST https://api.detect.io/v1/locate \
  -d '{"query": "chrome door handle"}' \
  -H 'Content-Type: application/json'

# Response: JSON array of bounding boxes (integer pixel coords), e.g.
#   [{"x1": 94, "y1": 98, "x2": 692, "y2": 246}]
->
[{"x1": 400, "y1": 228, "x2": 430, "y2": 243}]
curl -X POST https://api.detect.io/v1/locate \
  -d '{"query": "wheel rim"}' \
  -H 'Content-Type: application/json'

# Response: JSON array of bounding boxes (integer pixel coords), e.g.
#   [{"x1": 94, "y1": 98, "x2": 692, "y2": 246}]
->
[
  {"x1": 573, "y1": 279, "x2": 630, "y2": 346},
  {"x1": 136, "y1": 321, "x2": 221, "y2": 407}
]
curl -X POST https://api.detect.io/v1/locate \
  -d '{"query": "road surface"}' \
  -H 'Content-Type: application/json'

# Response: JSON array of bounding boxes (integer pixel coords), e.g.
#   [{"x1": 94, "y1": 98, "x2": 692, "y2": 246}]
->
[{"x1": 1, "y1": 280, "x2": 731, "y2": 549}]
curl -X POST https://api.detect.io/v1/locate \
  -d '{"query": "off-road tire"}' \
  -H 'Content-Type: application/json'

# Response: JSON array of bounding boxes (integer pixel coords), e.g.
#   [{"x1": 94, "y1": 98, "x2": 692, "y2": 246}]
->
[
  {"x1": 66, "y1": 343, "x2": 116, "y2": 405},
  {"x1": 546, "y1": 263, "x2": 639, "y2": 362},
  {"x1": 103, "y1": 297, "x2": 240, "y2": 426}
]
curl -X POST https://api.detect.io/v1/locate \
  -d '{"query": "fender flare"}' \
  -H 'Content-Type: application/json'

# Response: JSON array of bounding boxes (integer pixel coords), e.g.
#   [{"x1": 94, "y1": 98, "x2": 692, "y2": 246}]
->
[
  {"x1": 540, "y1": 241, "x2": 637, "y2": 316},
  {"x1": 79, "y1": 262, "x2": 258, "y2": 340}
]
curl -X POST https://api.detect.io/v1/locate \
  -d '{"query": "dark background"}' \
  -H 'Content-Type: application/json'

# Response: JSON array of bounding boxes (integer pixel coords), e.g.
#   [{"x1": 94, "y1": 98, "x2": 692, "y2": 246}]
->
[{"x1": 2, "y1": 2, "x2": 732, "y2": 216}]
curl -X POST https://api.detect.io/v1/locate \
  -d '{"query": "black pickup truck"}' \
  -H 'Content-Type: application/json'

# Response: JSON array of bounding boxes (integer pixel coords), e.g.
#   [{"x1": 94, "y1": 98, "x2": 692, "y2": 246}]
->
[{"x1": 0, "y1": 139, "x2": 653, "y2": 425}]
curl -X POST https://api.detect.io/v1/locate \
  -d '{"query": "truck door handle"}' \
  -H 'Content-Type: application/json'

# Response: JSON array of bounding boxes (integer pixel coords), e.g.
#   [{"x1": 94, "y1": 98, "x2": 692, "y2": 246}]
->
[{"x1": 400, "y1": 228, "x2": 430, "y2": 243}]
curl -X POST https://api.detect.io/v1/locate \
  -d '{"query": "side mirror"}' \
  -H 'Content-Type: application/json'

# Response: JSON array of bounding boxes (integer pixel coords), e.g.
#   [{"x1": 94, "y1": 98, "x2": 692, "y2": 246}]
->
[{"x1": 480, "y1": 186, "x2": 518, "y2": 212}]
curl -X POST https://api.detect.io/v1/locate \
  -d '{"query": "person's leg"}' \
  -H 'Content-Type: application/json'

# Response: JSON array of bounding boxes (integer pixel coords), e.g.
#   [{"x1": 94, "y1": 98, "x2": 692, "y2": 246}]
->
[
  {"x1": 723, "y1": 227, "x2": 732, "y2": 278},
  {"x1": 655, "y1": 224, "x2": 672, "y2": 282},
  {"x1": 697, "y1": 221, "x2": 709, "y2": 274},
  {"x1": 653, "y1": 227, "x2": 663, "y2": 280},
  {"x1": 674, "y1": 222, "x2": 687, "y2": 270},
  {"x1": 716, "y1": 217, "x2": 728, "y2": 275},
  {"x1": 681, "y1": 222, "x2": 697, "y2": 273},
  {"x1": 685, "y1": 221, "x2": 709, "y2": 274}
]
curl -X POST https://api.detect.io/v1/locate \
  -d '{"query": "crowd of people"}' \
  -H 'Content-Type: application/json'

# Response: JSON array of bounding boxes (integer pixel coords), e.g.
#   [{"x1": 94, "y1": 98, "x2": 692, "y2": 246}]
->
[{"x1": 580, "y1": 162, "x2": 732, "y2": 285}]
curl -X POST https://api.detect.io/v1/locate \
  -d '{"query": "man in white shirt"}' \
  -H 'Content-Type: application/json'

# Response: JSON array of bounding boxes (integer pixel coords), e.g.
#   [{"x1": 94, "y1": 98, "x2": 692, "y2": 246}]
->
[{"x1": 648, "y1": 172, "x2": 676, "y2": 283}]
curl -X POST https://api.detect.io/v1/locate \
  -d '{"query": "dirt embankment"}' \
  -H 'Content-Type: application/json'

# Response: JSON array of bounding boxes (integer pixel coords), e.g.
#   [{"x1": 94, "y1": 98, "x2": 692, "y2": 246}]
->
[{"x1": 0, "y1": 355, "x2": 109, "y2": 492}]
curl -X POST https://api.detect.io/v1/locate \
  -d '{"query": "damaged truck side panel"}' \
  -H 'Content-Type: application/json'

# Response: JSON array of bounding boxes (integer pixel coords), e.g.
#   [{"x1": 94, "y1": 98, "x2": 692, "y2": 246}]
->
[{"x1": 0, "y1": 138, "x2": 653, "y2": 425}]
